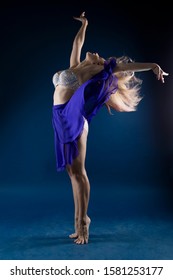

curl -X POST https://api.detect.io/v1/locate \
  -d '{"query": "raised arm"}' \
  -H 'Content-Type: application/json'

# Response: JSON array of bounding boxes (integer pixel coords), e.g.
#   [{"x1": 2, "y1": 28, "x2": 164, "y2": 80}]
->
[
  {"x1": 114, "y1": 62, "x2": 169, "y2": 83},
  {"x1": 70, "y1": 12, "x2": 88, "y2": 68}
]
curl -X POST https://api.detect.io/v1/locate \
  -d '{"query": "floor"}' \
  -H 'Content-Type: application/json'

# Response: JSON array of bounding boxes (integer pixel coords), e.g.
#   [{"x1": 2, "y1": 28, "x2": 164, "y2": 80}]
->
[{"x1": 0, "y1": 182, "x2": 173, "y2": 260}]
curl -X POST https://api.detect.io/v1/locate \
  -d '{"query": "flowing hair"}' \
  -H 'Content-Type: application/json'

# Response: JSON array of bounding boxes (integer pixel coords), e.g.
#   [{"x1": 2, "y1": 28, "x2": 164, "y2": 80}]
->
[{"x1": 105, "y1": 56, "x2": 143, "y2": 114}]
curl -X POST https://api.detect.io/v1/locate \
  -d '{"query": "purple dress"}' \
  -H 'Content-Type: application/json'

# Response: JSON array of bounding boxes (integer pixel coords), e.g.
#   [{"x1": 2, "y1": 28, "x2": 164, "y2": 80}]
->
[{"x1": 52, "y1": 58, "x2": 118, "y2": 171}]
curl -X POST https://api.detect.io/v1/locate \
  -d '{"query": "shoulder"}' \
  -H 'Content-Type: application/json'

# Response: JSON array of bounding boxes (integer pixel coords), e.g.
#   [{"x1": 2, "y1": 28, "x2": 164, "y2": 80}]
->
[
  {"x1": 104, "y1": 58, "x2": 117, "y2": 73},
  {"x1": 104, "y1": 57, "x2": 116, "y2": 67}
]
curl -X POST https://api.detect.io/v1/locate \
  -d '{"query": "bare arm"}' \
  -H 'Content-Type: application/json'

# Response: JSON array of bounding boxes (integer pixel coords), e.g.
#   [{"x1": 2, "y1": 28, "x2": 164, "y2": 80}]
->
[
  {"x1": 70, "y1": 12, "x2": 88, "y2": 67},
  {"x1": 114, "y1": 62, "x2": 169, "y2": 83}
]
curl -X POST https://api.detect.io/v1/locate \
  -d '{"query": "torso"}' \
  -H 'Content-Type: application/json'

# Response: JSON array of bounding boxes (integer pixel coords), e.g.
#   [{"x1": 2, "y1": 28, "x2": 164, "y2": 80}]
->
[{"x1": 53, "y1": 64, "x2": 104, "y2": 105}]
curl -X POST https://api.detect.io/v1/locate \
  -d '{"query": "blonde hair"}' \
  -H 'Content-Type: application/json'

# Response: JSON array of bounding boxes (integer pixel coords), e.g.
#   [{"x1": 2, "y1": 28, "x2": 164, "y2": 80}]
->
[{"x1": 105, "y1": 56, "x2": 143, "y2": 114}]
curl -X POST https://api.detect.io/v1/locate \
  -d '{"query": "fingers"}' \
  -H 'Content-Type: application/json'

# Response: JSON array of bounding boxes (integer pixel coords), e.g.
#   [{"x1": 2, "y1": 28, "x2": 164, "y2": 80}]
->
[
  {"x1": 73, "y1": 11, "x2": 85, "y2": 19},
  {"x1": 73, "y1": 11, "x2": 86, "y2": 22},
  {"x1": 80, "y1": 11, "x2": 85, "y2": 17},
  {"x1": 161, "y1": 76, "x2": 165, "y2": 83},
  {"x1": 158, "y1": 73, "x2": 164, "y2": 83},
  {"x1": 160, "y1": 74, "x2": 169, "y2": 83},
  {"x1": 157, "y1": 67, "x2": 169, "y2": 83}
]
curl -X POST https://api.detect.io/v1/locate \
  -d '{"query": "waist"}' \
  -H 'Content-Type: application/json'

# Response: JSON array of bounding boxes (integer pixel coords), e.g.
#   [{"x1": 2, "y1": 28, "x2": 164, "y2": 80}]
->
[{"x1": 53, "y1": 85, "x2": 75, "y2": 106}]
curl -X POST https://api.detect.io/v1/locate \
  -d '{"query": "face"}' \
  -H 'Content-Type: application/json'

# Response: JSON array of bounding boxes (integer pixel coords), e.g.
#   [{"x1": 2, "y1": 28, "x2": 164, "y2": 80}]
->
[{"x1": 85, "y1": 52, "x2": 105, "y2": 65}]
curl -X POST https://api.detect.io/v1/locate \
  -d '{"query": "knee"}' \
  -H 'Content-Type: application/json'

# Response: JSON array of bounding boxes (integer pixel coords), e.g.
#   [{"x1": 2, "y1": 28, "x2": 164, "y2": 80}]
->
[{"x1": 67, "y1": 166, "x2": 86, "y2": 182}]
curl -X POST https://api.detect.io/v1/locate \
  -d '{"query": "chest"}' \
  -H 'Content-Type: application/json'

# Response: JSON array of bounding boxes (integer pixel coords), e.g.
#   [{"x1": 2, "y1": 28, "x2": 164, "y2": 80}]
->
[{"x1": 73, "y1": 64, "x2": 104, "y2": 84}]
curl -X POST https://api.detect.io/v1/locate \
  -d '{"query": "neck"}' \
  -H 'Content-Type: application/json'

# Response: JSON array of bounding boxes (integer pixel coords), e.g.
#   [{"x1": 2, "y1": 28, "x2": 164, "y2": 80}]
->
[
  {"x1": 76, "y1": 59, "x2": 104, "y2": 69},
  {"x1": 79, "y1": 60, "x2": 90, "y2": 66}
]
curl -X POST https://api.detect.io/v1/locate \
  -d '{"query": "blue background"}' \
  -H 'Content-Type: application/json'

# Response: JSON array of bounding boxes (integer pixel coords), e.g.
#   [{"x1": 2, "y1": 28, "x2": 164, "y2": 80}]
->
[{"x1": 0, "y1": 3, "x2": 173, "y2": 259}]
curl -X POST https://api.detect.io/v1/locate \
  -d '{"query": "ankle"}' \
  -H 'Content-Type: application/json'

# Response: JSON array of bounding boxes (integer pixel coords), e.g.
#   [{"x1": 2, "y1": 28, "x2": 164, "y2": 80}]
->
[
  {"x1": 78, "y1": 218, "x2": 87, "y2": 226},
  {"x1": 86, "y1": 216, "x2": 91, "y2": 223}
]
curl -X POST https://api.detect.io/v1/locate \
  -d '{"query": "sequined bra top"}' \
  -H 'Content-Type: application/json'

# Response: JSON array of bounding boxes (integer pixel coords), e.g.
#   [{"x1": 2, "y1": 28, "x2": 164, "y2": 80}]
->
[{"x1": 52, "y1": 69, "x2": 80, "y2": 91}]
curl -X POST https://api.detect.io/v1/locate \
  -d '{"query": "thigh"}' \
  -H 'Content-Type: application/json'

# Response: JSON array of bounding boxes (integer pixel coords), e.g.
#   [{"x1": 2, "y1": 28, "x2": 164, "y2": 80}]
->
[{"x1": 67, "y1": 128, "x2": 88, "y2": 174}]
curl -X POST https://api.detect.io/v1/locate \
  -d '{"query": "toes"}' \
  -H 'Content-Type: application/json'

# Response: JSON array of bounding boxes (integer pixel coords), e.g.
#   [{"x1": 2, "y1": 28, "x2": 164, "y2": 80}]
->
[
  {"x1": 74, "y1": 236, "x2": 88, "y2": 244},
  {"x1": 74, "y1": 237, "x2": 83, "y2": 244},
  {"x1": 69, "y1": 233, "x2": 78, "y2": 239}
]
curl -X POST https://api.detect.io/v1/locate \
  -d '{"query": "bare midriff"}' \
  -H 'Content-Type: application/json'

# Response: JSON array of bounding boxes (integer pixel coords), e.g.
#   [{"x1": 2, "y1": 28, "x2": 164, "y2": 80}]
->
[{"x1": 53, "y1": 85, "x2": 75, "y2": 105}]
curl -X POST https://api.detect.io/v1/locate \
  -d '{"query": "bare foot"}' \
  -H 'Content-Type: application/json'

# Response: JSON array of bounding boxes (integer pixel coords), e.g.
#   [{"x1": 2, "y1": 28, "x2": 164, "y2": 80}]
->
[
  {"x1": 69, "y1": 218, "x2": 78, "y2": 239},
  {"x1": 74, "y1": 217, "x2": 91, "y2": 245},
  {"x1": 69, "y1": 232, "x2": 78, "y2": 238}
]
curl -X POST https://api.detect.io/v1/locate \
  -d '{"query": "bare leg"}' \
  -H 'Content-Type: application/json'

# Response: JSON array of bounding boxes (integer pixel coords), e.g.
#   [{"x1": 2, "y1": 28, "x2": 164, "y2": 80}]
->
[
  {"x1": 69, "y1": 182, "x2": 79, "y2": 238},
  {"x1": 69, "y1": 182, "x2": 90, "y2": 239},
  {"x1": 66, "y1": 127, "x2": 91, "y2": 244}
]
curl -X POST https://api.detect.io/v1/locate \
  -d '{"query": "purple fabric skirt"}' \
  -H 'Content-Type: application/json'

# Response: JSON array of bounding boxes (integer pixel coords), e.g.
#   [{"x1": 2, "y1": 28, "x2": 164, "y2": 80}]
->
[{"x1": 52, "y1": 58, "x2": 118, "y2": 171}]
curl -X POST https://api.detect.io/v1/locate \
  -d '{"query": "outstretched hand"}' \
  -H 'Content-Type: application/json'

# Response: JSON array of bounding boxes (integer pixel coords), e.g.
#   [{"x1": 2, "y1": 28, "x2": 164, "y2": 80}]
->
[
  {"x1": 153, "y1": 64, "x2": 169, "y2": 83},
  {"x1": 73, "y1": 11, "x2": 88, "y2": 25}
]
